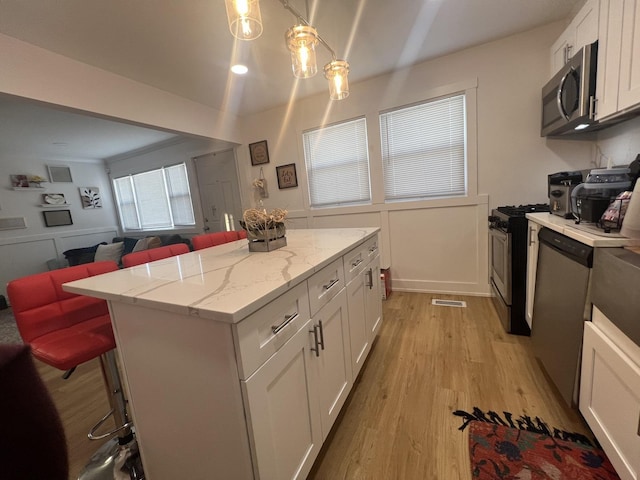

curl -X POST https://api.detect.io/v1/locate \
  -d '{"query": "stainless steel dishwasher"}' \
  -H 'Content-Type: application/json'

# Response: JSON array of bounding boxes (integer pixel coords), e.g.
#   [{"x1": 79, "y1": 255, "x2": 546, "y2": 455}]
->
[{"x1": 531, "y1": 227, "x2": 594, "y2": 407}]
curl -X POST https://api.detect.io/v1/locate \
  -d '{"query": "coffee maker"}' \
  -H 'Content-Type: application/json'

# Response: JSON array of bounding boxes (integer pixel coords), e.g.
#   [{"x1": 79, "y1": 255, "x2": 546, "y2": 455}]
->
[{"x1": 548, "y1": 171, "x2": 584, "y2": 218}]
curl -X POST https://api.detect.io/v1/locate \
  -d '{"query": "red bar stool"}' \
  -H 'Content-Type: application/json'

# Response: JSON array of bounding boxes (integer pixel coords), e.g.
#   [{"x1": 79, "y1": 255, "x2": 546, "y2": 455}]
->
[
  {"x1": 7, "y1": 261, "x2": 144, "y2": 480},
  {"x1": 121, "y1": 243, "x2": 189, "y2": 268},
  {"x1": 192, "y1": 230, "x2": 244, "y2": 250}
]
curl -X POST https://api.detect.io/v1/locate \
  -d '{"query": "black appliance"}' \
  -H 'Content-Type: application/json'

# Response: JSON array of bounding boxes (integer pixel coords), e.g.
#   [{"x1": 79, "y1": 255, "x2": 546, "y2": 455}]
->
[
  {"x1": 541, "y1": 42, "x2": 598, "y2": 137},
  {"x1": 489, "y1": 204, "x2": 550, "y2": 335}
]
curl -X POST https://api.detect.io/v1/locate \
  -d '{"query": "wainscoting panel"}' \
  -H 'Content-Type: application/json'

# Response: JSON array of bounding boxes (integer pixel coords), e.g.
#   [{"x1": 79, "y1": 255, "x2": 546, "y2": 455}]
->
[
  {"x1": 1, "y1": 238, "x2": 58, "y2": 300},
  {"x1": 0, "y1": 226, "x2": 120, "y2": 300}
]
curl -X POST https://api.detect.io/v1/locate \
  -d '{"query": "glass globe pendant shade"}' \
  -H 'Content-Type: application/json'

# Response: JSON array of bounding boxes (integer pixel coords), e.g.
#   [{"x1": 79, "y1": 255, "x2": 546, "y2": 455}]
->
[
  {"x1": 324, "y1": 60, "x2": 350, "y2": 100},
  {"x1": 225, "y1": 0, "x2": 263, "y2": 40},
  {"x1": 286, "y1": 25, "x2": 319, "y2": 78}
]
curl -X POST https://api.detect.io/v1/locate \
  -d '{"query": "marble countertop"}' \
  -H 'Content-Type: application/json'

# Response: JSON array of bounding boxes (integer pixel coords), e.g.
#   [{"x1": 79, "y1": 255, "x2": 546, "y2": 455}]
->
[
  {"x1": 526, "y1": 213, "x2": 640, "y2": 247},
  {"x1": 64, "y1": 228, "x2": 379, "y2": 324}
]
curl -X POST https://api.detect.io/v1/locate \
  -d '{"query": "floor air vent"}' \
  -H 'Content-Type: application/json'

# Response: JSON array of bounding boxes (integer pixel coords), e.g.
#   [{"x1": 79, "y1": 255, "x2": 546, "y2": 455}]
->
[{"x1": 432, "y1": 299, "x2": 467, "y2": 308}]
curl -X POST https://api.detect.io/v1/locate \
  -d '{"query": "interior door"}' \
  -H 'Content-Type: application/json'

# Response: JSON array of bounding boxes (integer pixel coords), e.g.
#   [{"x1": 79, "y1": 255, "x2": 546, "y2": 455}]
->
[{"x1": 194, "y1": 150, "x2": 243, "y2": 233}]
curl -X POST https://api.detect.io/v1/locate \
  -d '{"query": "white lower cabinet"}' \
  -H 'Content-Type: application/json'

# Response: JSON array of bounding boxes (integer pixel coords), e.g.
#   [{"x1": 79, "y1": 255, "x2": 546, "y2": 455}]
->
[
  {"x1": 241, "y1": 235, "x2": 381, "y2": 479},
  {"x1": 365, "y1": 255, "x2": 382, "y2": 339},
  {"x1": 346, "y1": 263, "x2": 370, "y2": 379},
  {"x1": 525, "y1": 221, "x2": 540, "y2": 328},
  {"x1": 580, "y1": 309, "x2": 640, "y2": 480},
  {"x1": 346, "y1": 251, "x2": 381, "y2": 380},
  {"x1": 311, "y1": 288, "x2": 353, "y2": 439},
  {"x1": 242, "y1": 319, "x2": 322, "y2": 480}
]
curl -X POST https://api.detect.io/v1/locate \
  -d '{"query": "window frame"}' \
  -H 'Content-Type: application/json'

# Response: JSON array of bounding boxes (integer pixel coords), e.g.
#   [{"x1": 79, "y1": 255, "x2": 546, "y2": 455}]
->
[
  {"x1": 379, "y1": 92, "x2": 468, "y2": 203},
  {"x1": 302, "y1": 116, "x2": 372, "y2": 209},
  {"x1": 112, "y1": 162, "x2": 196, "y2": 232}
]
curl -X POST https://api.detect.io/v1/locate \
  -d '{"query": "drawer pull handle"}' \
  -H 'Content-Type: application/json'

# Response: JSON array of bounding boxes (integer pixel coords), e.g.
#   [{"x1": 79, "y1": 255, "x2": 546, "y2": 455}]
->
[
  {"x1": 323, "y1": 278, "x2": 339, "y2": 290},
  {"x1": 271, "y1": 313, "x2": 298, "y2": 335},
  {"x1": 310, "y1": 324, "x2": 321, "y2": 357},
  {"x1": 369, "y1": 245, "x2": 378, "y2": 253},
  {"x1": 351, "y1": 258, "x2": 363, "y2": 268}
]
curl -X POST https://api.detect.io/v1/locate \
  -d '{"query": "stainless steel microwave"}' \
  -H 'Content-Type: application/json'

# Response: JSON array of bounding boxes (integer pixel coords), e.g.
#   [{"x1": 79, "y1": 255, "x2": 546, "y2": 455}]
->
[{"x1": 541, "y1": 41, "x2": 598, "y2": 137}]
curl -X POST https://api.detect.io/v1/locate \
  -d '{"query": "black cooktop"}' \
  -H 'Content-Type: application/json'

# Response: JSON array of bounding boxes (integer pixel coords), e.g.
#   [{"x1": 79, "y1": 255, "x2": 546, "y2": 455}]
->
[{"x1": 496, "y1": 204, "x2": 550, "y2": 217}]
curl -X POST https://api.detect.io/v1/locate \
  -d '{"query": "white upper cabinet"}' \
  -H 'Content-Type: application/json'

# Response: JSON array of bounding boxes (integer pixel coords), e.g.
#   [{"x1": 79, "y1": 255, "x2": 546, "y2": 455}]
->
[
  {"x1": 595, "y1": 0, "x2": 640, "y2": 121},
  {"x1": 618, "y1": 0, "x2": 640, "y2": 112},
  {"x1": 550, "y1": 0, "x2": 600, "y2": 74}
]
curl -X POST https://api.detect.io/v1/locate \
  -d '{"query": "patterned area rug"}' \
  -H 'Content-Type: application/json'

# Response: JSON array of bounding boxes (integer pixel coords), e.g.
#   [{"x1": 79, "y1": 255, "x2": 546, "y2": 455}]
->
[
  {"x1": 0, "y1": 308, "x2": 22, "y2": 344},
  {"x1": 469, "y1": 421, "x2": 620, "y2": 479}
]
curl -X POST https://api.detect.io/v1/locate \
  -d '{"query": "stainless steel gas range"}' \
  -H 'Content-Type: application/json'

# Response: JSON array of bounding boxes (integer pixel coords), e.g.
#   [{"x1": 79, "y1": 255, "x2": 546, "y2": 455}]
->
[{"x1": 488, "y1": 204, "x2": 549, "y2": 335}]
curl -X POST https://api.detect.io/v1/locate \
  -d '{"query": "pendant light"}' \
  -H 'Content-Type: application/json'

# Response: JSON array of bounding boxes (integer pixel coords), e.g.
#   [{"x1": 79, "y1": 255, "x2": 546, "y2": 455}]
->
[
  {"x1": 324, "y1": 60, "x2": 350, "y2": 100},
  {"x1": 224, "y1": 0, "x2": 351, "y2": 100},
  {"x1": 225, "y1": 0, "x2": 263, "y2": 41},
  {"x1": 286, "y1": 25, "x2": 319, "y2": 79}
]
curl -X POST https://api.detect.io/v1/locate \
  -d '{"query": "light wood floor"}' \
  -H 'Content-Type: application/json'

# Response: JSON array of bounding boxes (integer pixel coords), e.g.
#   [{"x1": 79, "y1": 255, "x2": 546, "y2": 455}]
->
[{"x1": 37, "y1": 292, "x2": 591, "y2": 479}]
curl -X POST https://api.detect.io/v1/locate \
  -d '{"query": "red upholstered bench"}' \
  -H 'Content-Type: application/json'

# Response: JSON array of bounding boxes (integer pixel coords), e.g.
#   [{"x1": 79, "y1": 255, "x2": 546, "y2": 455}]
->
[{"x1": 121, "y1": 243, "x2": 189, "y2": 268}]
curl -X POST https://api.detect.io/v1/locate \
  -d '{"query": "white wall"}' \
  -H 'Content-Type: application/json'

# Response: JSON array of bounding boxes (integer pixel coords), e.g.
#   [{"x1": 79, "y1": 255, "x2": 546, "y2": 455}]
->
[
  {"x1": 0, "y1": 157, "x2": 119, "y2": 298},
  {"x1": 596, "y1": 116, "x2": 640, "y2": 166},
  {"x1": 0, "y1": 33, "x2": 241, "y2": 143},
  {"x1": 106, "y1": 137, "x2": 234, "y2": 235},
  {"x1": 233, "y1": 23, "x2": 597, "y2": 296}
]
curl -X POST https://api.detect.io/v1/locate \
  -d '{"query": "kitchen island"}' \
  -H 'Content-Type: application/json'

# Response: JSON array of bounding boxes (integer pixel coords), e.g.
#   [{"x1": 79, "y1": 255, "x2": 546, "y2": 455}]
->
[{"x1": 64, "y1": 228, "x2": 382, "y2": 480}]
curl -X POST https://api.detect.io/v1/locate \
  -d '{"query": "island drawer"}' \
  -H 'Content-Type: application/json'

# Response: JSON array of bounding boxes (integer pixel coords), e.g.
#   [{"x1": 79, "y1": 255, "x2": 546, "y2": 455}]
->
[
  {"x1": 308, "y1": 257, "x2": 345, "y2": 316},
  {"x1": 344, "y1": 244, "x2": 369, "y2": 284},
  {"x1": 234, "y1": 281, "x2": 311, "y2": 379}
]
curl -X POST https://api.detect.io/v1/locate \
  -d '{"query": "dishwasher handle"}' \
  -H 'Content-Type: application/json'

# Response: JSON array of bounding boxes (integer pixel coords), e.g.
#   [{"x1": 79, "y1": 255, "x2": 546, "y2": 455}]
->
[{"x1": 538, "y1": 227, "x2": 593, "y2": 268}]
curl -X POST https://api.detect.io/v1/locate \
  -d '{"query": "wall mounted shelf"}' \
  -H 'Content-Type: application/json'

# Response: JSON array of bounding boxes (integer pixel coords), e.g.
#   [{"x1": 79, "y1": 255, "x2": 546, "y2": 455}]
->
[
  {"x1": 13, "y1": 187, "x2": 46, "y2": 191},
  {"x1": 40, "y1": 203, "x2": 71, "y2": 208}
]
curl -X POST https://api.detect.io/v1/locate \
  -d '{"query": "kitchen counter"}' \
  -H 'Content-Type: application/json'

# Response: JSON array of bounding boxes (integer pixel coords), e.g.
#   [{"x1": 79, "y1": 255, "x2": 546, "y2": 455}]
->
[
  {"x1": 63, "y1": 227, "x2": 382, "y2": 480},
  {"x1": 526, "y1": 213, "x2": 640, "y2": 247},
  {"x1": 64, "y1": 227, "x2": 379, "y2": 323}
]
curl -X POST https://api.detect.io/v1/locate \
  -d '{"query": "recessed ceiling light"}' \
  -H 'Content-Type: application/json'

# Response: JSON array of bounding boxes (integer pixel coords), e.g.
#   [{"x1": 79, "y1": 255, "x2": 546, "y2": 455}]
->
[{"x1": 231, "y1": 64, "x2": 248, "y2": 75}]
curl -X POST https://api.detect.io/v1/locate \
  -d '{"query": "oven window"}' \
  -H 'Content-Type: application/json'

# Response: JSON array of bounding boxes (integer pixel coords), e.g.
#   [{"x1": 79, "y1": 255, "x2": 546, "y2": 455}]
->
[{"x1": 491, "y1": 234, "x2": 507, "y2": 286}]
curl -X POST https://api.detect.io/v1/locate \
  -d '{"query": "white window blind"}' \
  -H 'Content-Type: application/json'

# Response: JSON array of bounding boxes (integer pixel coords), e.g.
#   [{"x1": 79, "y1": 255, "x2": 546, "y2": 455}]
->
[
  {"x1": 113, "y1": 163, "x2": 195, "y2": 231},
  {"x1": 303, "y1": 117, "x2": 371, "y2": 208},
  {"x1": 380, "y1": 94, "x2": 467, "y2": 202}
]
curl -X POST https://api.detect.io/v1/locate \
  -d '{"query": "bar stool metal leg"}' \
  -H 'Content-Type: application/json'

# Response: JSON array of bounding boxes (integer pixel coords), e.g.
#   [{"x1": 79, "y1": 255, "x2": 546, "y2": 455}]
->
[{"x1": 78, "y1": 351, "x2": 145, "y2": 480}]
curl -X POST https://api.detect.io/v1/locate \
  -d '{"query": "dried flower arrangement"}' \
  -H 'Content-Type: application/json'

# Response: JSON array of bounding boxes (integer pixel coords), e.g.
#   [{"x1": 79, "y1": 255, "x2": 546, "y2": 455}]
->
[{"x1": 240, "y1": 208, "x2": 288, "y2": 241}]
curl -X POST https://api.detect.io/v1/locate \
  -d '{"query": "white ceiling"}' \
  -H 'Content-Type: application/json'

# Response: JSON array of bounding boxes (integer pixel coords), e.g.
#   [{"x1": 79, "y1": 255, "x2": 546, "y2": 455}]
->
[{"x1": 0, "y1": 0, "x2": 582, "y2": 158}]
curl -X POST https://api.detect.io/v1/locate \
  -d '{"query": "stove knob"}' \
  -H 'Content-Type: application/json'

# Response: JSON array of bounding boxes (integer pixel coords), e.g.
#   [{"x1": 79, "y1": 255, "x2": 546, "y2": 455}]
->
[
  {"x1": 498, "y1": 221, "x2": 509, "y2": 229},
  {"x1": 488, "y1": 215, "x2": 499, "y2": 222}
]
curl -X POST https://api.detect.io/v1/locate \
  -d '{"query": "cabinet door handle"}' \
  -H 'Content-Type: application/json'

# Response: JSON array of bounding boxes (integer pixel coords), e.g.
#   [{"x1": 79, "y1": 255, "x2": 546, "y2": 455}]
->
[
  {"x1": 365, "y1": 268, "x2": 374, "y2": 289},
  {"x1": 317, "y1": 320, "x2": 325, "y2": 351},
  {"x1": 351, "y1": 258, "x2": 363, "y2": 268},
  {"x1": 637, "y1": 411, "x2": 640, "y2": 437},
  {"x1": 309, "y1": 325, "x2": 320, "y2": 357},
  {"x1": 323, "y1": 278, "x2": 339, "y2": 290},
  {"x1": 528, "y1": 227, "x2": 535, "y2": 246},
  {"x1": 271, "y1": 313, "x2": 298, "y2": 335}
]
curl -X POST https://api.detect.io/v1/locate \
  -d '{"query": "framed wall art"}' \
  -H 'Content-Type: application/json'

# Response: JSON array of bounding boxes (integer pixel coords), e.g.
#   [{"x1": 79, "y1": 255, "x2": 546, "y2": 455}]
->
[
  {"x1": 43, "y1": 210, "x2": 73, "y2": 227},
  {"x1": 249, "y1": 140, "x2": 270, "y2": 166},
  {"x1": 10, "y1": 174, "x2": 29, "y2": 188},
  {"x1": 79, "y1": 187, "x2": 102, "y2": 209},
  {"x1": 276, "y1": 163, "x2": 298, "y2": 189},
  {"x1": 47, "y1": 165, "x2": 73, "y2": 183},
  {"x1": 42, "y1": 193, "x2": 68, "y2": 206}
]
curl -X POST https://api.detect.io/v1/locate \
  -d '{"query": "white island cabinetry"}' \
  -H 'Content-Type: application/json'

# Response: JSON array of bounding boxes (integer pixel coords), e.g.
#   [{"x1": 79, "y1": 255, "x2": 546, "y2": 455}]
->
[
  {"x1": 64, "y1": 228, "x2": 381, "y2": 480},
  {"x1": 580, "y1": 307, "x2": 640, "y2": 480}
]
